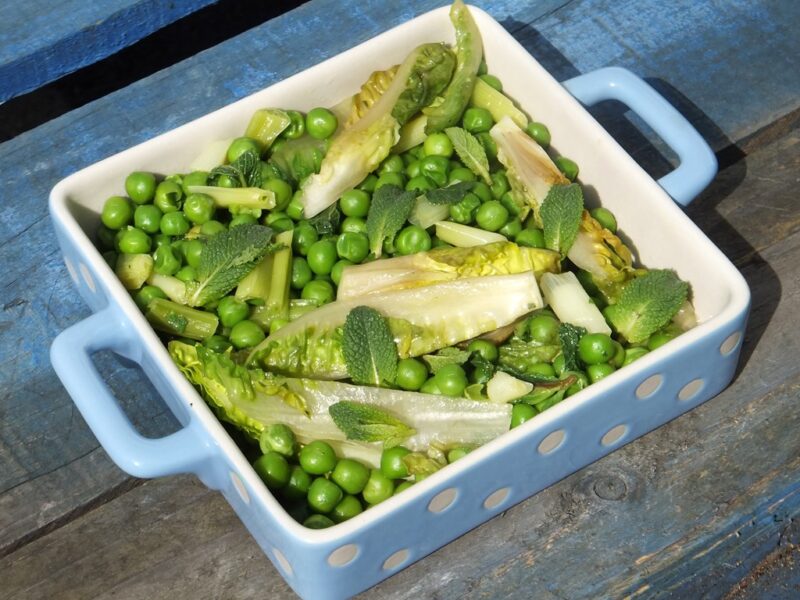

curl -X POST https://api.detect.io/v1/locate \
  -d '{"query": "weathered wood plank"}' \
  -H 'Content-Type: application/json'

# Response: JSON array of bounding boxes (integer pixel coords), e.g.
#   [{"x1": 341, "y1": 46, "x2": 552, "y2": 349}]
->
[
  {"x1": 3, "y1": 122, "x2": 797, "y2": 599},
  {"x1": 0, "y1": 0, "x2": 216, "y2": 101}
]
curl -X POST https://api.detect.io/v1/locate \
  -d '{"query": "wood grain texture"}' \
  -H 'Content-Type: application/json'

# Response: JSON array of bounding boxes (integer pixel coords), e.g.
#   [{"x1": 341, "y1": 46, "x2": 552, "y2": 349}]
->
[
  {"x1": 2, "y1": 124, "x2": 797, "y2": 599},
  {"x1": 0, "y1": 0, "x2": 216, "y2": 101}
]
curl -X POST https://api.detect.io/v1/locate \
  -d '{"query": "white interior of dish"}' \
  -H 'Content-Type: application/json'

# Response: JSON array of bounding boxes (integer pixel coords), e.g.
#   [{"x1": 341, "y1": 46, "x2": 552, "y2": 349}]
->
[{"x1": 50, "y1": 4, "x2": 748, "y2": 545}]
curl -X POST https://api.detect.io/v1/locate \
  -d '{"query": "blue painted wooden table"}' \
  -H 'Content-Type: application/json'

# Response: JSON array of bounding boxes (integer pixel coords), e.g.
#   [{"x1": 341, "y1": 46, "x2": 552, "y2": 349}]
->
[{"x1": 1, "y1": 1, "x2": 799, "y2": 598}]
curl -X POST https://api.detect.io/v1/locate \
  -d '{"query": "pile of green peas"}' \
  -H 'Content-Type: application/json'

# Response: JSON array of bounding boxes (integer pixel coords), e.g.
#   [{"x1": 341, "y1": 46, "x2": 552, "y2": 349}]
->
[{"x1": 253, "y1": 424, "x2": 468, "y2": 528}]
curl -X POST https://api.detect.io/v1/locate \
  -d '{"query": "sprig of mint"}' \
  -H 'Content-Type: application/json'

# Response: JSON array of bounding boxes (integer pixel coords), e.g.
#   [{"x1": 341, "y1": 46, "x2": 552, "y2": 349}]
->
[
  {"x1": 540, "y1": 183, "x2": 584, "y2": 256},
  {"x1": 329, "y1": 401, "x2": 415, "y2": 447},
  {"x1": 365, "y1": 184, "x2": 416, "y2": 257},
  {"x1": 342, "y1": 305, "x2": 398, "y2": 386},
  {"x1": 445, "y1": 127, "x2": 491, "y2": 183}
]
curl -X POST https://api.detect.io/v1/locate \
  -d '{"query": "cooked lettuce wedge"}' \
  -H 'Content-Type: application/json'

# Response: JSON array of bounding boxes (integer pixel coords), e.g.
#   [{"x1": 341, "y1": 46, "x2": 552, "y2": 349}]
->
[{"x1": 247, "y1": 273, "x2": 543, "y2": 379}]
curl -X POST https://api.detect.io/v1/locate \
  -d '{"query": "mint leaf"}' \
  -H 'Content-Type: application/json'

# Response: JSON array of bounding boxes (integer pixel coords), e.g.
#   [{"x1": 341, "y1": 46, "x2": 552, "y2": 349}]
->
[
  {"x1": 425, "y1": 181, "x2": 474, "y2": 205},
  {"x1": 603, "y1": 270, "x2": 689, "y2": 343},
  {"x1": 329, "y1": 401, "x2": 415, "y2": 447},
  {"x1": 189, "y1": 223, "x2": 275, "y2": 306},
  {"x1": 210, "y1": 149, "x2": 262, "y2": 188},
  {"x1": 342, "y1": 306, "x2": 398, "y2": 386},
  {"x1": 366, "y1": 184, "x2": 416, "y2": 258},
  {"x1": 540, "y1": 183, "x2": 584, "y2": 256},
  {"x1": 422, "y1": 346, "x2": 471, "y2": 373},
  {"x1": 308, "y1": 203, "x2": 341, "y2": 236},
  {"x1": 558, "y1": 322, "x2": 586, "y2": 372},
  {"x1": 445, "y1": 127, "x2": 491, "y2": 183}
]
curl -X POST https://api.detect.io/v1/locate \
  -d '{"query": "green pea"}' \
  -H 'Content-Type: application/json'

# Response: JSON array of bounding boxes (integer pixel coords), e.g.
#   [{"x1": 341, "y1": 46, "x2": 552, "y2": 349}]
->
[
  {"x1": 468, "y1": 339, "x2": 498, "y2": 362},
  {"x1": 609, "y1": 340, "x2": 626, "y2": 368},
  {"x1": 375, "y1": 172, "x2": 406, "y2": 191},
  {"x1": 134, "y1": 285, "x2": 167, "y2": 310},
  {"x1": 423, "y1": 132, "x2": 454, "y2": 158},
  {"x1": 419, "y1": 377, "x2": 442, "y2": 395},
  {"x1": 154, "y1": 180, "x2": 183, "y2": 213},
  {"x1": 591, "y1": 207, "x2": 618, "y2": 233},
  {"x1": 181, "y1": 170, "x2": 208, "y2": 195},
  {"x1": 479, "y1": 73, "x2": 502, "y2": 91},
  {"x1": 447, "y1": 447, "x2": 471, "y2": 463},
  {"x1": 96, "y1": 225, "x2": 117, "y2": 250},
  {"x1": 227, "y1": 137, "x2": 262, "y2": 162},
  {"x1": 511, "y1": 403, "x2": 537, "y2": 428},
  {"x1": 340, "y1": 216, "x2": 367, "y2": 235},
  {"x1": 527, "y1": 314, "x2": 559, "y2": 344},
  {"x1": 133, "y1": 204, "x2": 162, "y2": 234},
  {"x1": 301, "y1": 279, "x2": 335, "y2": 305},
  {"x1": 331, "y1": 495, "x2": 363, "y2": 523},
  {"x1": 395, "y1": 358, "x2": 428, "y2": 391},
  {"x1": 587, "y1": 362, "x2": 616, "y2": 383},
  {"x1": 394, "y1": 225, "x2": 431, "y2": 256},
  {"x1": 490, "y1": 171, "x2": 509, "y2": 199},
  {"x1": 305, "y1": 107, "x2": 338, "y2": 139},
  {"x1": 272, "y1": 217, "x2": 297, "y2": 235},
  {"x1": 299, "y1": 440, "x2": 337, "y2": 475},
  {"x1": 362, "y1": 469, "x2": 395, "y2": 505},
  {"x1": 291, "y1": 256, "x2": 313, "y2": 290},
  {"x1": 331, "y1": 458, "x2": 370, "y2": 495},
  {"x1": 499, "y1": 192, "x2": 522, "y2": 218},
  {"x1": 259, "y1": 423, "x2": 296, "y2": 458},
  {"x1": 475, "y1": 200, "x2": 509, "y2": 232},
  {"x1": 405, "y1": 159, "x2": 421, "y2": 178},
  {"x1": 200, "y1": 219, "x2": 226, "y2": 236},
  {"x1": 214, "y1": 174, "x2": 238, "y2": 188},
  {"x1": 183, "y1": 193, "x2": 216, "y2": 225},
  {"x1": 292, "y1": 222, "x2": 319, "y2": 256},
  {"x1": 552, "y1": 353, "x2": 567, "y2": 376},
  {"x1": 394, "y1": 481, "x2": 415, "y2": 495},
  {"x1": 419, "y1": 155, "x2": 450, "y2": 187},
  {"x1": 286, "y1": 195, "x2": 305, "y2": 221},
  {"x1": 336, "y1": 232, "x2": 369, "y2": 263},
  {"x1": 647, "y1": 330, "x2": 677, "y2": 350},
  {"x1": 358, "y1": 173, "x2": 378, "y2": 193},
  {"x1": 406, "y1": 175, "x2": 436, "y2": 193},
  {"x1": 526, "y1": 362, "x2": 556, "y2": 378},
  {"x1": 175, "y1": 265, "x2": 196, "y2": 282},
  {"x1": 118, "y1": 227, "x2": 151, "y2": 254},
  {"x1": 449, "y1": 193, "x2": 480, "y2": 224},
  {"x1": 306, "y1": 239, "x2": 338, "y2": 275},
  {"x1": 472, "y1": 181, "x2": 493, "y2": 203},
  {"x1": 448, "y1": 167, "x2": 477, "y2": 184},
  {"x1": 379, "y1": 154, "x2": 406, "y2": 175},
  {"x1": 525, "y1": 122, "x2": 551, "y2": 148},
  {"x1": 303, "y1": 513, "x2": 335, "y2": 529},
  {"x1": 253, "y1": 451, "x2": 291, "y2": 489},
  {"x1": 339, "y1": 189, "x2": 371, "y2": 218},
  {"x1": 125, "y1": 171, "x2": 157, "y2": 204},
  {"x1": 159, "y1": 211, "x2": 189, "y2": 236},
  {"x1": 555, "y1": 156, "x2": 579, "y2": 181},
  {"x1": 216, "y1": 296, "x2": 249, "y2": 328},
  {"x1": 307, "y1": 478, "x2": 343, "y2": 514},
  {"x1": 283, "y1": 111, "x2": 305, "y2": 139},
  {"x1": 152, "y1": 233, "x2": 172, "y2": 248},
  {"x1": 499, "y1": 218, "x2": 522, "y2": 238},
  {"x1": 261, "y1": 178, "x2": 293, "y2": 211},
  {"x1": 154, "y1": 244, "x2": 181, "y2": 275},
  {"x1": 331, "y1": 259, "x2": 353, "y2": 286},
  {"x1": 578, "y1": 333, "x2": 616, "y2": 365},
  {"x1": 515, "y1": 227, "x2": 545, "y2": 248},
  {"x1": 101, "y1": 196, "x2": 134, "y2": 230},
  {"x1": 203, "y1": 334, "x2": 232, "y2": 353},
  {"x1": 182, "y1": 239, "x2": 204, "y2": 269},
  {"x1": 269, "y1": 318, "x2": 289, "y2": 334},
  {"x1": 566, "y1": 371, "x2": 590, "y2": 397},
  {"x1": 229, "y1": 319, "x2": 265, "y2": 349},
  {"x1": 462, "y1": 107, "x2": 494, "y2": 133},
  {"x1": 283, "y1": 466, "x2": 312, "y2": 502},
  {"x1": 433, "y1": 364, "x2": 468, "y2": 397},
  {"x1": 380, "y1": 446, "x2": 411, "y2": 479},
  {"x1": 229, "y1": 214, "x2": 258, "y2": 228},
  {"x1": 622, "y1": 346, "x2": 649, "y2": 366}
]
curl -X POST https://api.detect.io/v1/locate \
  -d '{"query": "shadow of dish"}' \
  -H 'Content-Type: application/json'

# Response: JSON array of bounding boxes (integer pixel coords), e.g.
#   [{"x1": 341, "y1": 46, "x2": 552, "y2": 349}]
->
[{"x1": 502, "y1": 17, "x2": 779, "y2": 374}]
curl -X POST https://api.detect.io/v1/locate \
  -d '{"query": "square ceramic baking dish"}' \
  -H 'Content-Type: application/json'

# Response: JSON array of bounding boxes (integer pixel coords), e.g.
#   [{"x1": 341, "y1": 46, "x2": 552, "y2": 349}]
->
[{"x1": 49, "y1": 5, "x2": 749, "y2": 599}]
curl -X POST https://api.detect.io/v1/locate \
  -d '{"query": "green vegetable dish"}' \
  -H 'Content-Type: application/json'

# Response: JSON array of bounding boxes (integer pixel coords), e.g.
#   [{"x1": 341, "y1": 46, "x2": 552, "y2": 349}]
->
[{"x1": 95, "y1": 0, "x2": 695, "y2": 528}]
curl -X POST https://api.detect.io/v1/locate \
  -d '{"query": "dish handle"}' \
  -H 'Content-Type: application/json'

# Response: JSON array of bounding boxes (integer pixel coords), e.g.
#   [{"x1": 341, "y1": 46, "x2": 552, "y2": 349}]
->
[
  {"x1": 563, "y1": 66, "x2": 717, "y2": 206},
  {"x1": 50, "y1": 307, "x2": 217, "y2": 481}
]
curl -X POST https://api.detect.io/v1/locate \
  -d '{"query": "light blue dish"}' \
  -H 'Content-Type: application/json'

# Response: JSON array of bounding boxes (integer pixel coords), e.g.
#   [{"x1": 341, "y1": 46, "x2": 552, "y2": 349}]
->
[{"x1": 49, "y1": 7, "x2": 748, "y2": 599}]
